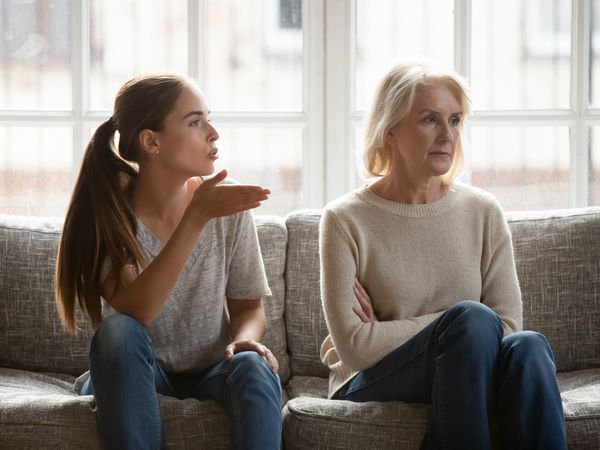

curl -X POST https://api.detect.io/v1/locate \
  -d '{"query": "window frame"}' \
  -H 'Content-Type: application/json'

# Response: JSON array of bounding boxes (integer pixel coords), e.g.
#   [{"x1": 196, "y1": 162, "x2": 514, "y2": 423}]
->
[
  {"x1": 325, "y1": 0, "x2": 596, "y2": 208},
  {"x1": 0, "y1": 0, "x2": 597, "y2": 212}
]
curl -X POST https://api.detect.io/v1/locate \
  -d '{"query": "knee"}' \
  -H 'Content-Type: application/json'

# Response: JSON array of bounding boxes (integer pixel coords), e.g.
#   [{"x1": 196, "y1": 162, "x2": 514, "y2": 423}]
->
[
  {"x1": 90, "y1": 313, "x2": 151, "y2": 364},
  {"x1": 227, "y1": 351, "x2": 281, "y2": 390},
  {"x1": 441, "y1": 300, "x2": 503, "y2": 344},
  {"x1": 501, "y1": 331, "x2": 556, "y2": 371}
]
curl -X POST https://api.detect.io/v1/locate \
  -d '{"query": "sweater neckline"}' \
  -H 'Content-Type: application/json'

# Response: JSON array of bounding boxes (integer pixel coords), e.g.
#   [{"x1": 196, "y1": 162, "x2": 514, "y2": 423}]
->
[{"x1": 356, "y1": 182, "x2": 465, "y2": 217}]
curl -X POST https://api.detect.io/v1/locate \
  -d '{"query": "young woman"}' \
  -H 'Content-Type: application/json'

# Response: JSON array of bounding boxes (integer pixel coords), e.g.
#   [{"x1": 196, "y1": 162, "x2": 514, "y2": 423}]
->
[
  {"x1": 55, "y1": 74, "x2": 282, "y2": 450},
  {"x1": 319, "y1": 61, "x2": 567, "y2": 449}
]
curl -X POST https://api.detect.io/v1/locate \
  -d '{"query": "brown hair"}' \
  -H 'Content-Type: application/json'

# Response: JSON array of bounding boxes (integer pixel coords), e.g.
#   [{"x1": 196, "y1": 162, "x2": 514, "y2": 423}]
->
[
  {"x1": 363, "y1": 60, "x2": 471, "y2": 184},
  {"x1": 55, "y1": 74, "x2": 188, "y2": 333}
]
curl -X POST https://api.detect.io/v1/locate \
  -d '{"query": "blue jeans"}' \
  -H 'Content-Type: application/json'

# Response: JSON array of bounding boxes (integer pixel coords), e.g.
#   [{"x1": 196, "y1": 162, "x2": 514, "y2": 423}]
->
[
  {"x1": 80, "y1": 314, "x2": 282, "y2": 450},
  {"x1": 333, "y1": 301, "x2": 567, "y2": 450}
]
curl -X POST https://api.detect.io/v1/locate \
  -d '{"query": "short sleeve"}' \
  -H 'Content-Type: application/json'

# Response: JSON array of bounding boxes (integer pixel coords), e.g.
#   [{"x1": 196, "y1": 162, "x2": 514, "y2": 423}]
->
[{"x1": 225, "y1": 210, "x2": 271, "y2": 300}]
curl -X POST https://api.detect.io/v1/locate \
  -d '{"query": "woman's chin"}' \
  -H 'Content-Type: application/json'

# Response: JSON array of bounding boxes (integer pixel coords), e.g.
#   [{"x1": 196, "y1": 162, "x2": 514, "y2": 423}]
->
[{"x1": 430, "y1": 163, "x2": 452, "y2": 177}]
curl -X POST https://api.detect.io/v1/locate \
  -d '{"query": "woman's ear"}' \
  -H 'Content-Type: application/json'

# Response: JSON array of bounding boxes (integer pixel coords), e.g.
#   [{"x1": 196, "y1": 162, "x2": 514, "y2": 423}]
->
[
  {"x1": 384, "y1": 128, "x2": 396, "y2": 146},
  {"x1": 138, "y1": 129, "x2": 160, "y2": 156}
]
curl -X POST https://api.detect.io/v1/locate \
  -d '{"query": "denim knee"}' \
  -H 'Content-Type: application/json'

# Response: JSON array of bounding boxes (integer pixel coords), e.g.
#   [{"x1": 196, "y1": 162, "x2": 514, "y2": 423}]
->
[
  {"x1": 90, "y1": 313, "x2": 152, "y2": 366},
  {"x1": 226, "y1": 351, "x2": 281, "y2": 390},
  {"x1": 501, "y1": 331, "x2": 556, "y2": 371},
  {"x1": 438, "y1": 300, "x2": 503, "y2": 347}
]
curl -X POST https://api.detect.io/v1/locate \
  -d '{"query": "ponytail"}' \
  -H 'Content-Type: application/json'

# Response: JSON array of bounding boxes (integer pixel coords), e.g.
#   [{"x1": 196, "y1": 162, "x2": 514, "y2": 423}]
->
[
  {"x1": 55, "y1": 73, "x2": 187, "y2": 333},
  {"x1": 55, "y1": 118, "x2": 145, "y2": 333}
]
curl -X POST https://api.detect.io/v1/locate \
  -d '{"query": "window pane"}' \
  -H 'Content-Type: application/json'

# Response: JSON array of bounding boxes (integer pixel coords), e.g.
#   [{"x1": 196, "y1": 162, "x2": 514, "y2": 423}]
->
[
  {"x1": 354, "y1": 126, "x2": 366, "y2": 186},
  {"x1": 0, "y1": 0, "x2": 72, "y2": 110},
  {"x1": 355, "y1": 0, "x2": 454, "y2": 112},
  {"x1": 90, "y1": 0, "x2": 188, "y2": 110},
  {"x1": 213, "y1": 127, "x2": 302, "y2": 215},
  {"x1": 0, "y1": 127, "x2": 72, "y2": 216},
  {"x1": 469, "y1": 126, "x2": 570, "y2": 210},
  {"x1": 471, "y1": 0, "x2": 571, "y2": 110},
  {"x1": 590, "y1": 128, "x2": 600, "y2": 205},
  {"x1": 205, "y1": 0, "x2": 303, "y2": 112}
]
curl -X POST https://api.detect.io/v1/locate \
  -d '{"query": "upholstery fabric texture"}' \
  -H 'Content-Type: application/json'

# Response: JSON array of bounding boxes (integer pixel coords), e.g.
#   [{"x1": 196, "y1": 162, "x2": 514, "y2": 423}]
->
[{"x1": 2, "y1": 208, "x2": 600, "y2": 449}]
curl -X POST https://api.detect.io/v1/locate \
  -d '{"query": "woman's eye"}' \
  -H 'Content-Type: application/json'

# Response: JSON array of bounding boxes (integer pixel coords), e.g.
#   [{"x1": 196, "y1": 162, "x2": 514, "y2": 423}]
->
[
  {"x1": 450, "y1": 117, "x2": 460, "y2": 126},
  {"x1": 424, "y1": 116, "x2": 436, "y2": 123},
  {"x1": 190, "y1": 120, "x2": 199, "y2": 127}
]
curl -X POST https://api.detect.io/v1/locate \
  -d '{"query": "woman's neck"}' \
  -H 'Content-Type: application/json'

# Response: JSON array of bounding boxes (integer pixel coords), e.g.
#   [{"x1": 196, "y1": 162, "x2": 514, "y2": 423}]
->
[
  {"x1": 132, "y1": 167, "x2": 191, "y2": 228},
  {"x1": 368, "y1": 172, "x2": 447, "y2": 204}
]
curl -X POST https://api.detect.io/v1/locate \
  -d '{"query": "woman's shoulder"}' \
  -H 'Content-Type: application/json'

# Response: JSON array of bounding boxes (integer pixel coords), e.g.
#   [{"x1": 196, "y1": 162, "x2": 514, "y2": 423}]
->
[
  {"x1": 454, "y1": 182, "x2": 502, "y2": 211},
  {"x1": 324, "y1": 186, "x2": 370, "y2": 214}
]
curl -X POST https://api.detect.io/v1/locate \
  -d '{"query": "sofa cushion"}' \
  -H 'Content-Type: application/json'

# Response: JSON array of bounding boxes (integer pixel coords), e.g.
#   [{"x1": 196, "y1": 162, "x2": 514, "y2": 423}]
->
[
  {"x1": 284, "y1": 211, "x2": 329, "y2": 378},
  {"x1": 254, "y1": 215, "x2": 290, "y2": 384},
  {"x1": 283, "y1": 396, "x2": 430, "y2": 450},
  {"x1": 557, "y1": 368, "x2": 600, "y2": 449},
  {"x1": 507, "y1": 208, "x2": 600, "y2": 372},
  {"x1": 282, "y1": 369, "x2": 600, "y2": 450},
  {"x1": 0, "y1": 367, "x2": 232, "y2": 449},
  {"x1": 0, "y1": 214, "x2": 289, "y2": 382}
]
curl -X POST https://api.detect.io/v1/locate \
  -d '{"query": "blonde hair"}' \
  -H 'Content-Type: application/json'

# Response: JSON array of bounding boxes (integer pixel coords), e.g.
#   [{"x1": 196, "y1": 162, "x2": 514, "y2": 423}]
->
[{"x1": 363, "y1": 60, "x2": 471, "y2": 184}]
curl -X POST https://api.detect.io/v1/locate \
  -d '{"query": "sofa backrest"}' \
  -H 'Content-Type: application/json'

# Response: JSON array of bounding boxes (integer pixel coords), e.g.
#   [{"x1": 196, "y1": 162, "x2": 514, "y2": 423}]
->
[
  {"x1": 507, "y1": 208, "x2": 600, "y2": 372},
  {"x1": 284, "y1": 208, "x2": 600, "y2": 377},
  {"x1": 0, "y1": 214, "x2": 291, "y2": 383},
  {"x1": 0, "y1": 215, "x2": 92, "y2": 375},
  {"x1": 284, "y1": 211, "x2": 329, "y2": 378}
]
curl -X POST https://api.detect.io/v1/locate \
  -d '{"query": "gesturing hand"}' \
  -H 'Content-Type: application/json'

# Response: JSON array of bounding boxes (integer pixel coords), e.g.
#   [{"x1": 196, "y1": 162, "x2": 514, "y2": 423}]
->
[
  {"x1": 188, "y1": 169, "x2": 271, "y2": 223},
  {"x1": 225, "y1": 339, "x2": 279, "y2": 373},
  {"x1": 352, "y1": 277, "x2": 377, "y2": 323}
]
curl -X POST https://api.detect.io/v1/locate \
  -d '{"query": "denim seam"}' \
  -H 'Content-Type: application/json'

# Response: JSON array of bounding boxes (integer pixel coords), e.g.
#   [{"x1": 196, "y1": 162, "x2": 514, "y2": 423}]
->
[{"x1": 224, "y1": 376, "x2": 245, "y2": 450}]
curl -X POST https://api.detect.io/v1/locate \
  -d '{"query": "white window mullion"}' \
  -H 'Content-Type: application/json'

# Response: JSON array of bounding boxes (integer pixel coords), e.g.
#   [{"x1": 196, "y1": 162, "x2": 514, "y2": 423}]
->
[
  {"x1": 302, "y1": 0, "x2": 325, "y2": 208},
  {"x1": 71, "y1": 0, "x2": 90, "y2": 180},
  {"x1": 188, "y1": 0, "x2": 204, "y2": 85},
  {"x1": 324, "y1": 0, "x2": 353, "y2": 203},
  {"x1": 454, "y1": 0, "x2": 472, "y2": 184},
  {"x1": 570, "y1": 0, "x2": 591, "y2": 207},
  {"x1": 453, "y1": 0, "x2": 471, "y2": 80}
]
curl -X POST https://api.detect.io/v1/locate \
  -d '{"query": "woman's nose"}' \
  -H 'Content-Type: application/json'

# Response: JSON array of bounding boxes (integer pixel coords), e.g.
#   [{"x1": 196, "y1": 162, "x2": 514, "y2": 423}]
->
[{"x1": 438, "y1": 122, "x2": 457, "y2": 143}]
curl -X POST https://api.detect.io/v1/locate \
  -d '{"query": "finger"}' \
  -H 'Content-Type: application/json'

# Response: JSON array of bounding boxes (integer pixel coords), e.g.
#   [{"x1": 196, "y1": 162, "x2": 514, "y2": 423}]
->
[
  {"x1": 354, "y1": 278, "x2": 371, "y2": 300},
  {"x1": 265, "y1": 349, "x2": 279, "y2": 373},
  {"x1": 204, "y1": 169, "x2": 228, "y2": 186},
  {"x1": 353, "y1": 285, "x2": 370, "y2": 310},
  {"x1": 234, "y1": 340, "x2": 266, "y2": 355},
  {"x1": 234, "y1": 187, "x2": 271, "y2": 201},
  {"x1": 352, "y1": 306, "x2": 370, "y2": 323},
  {"x1": 224, "y1": 343, "x2": 235, "y2": 360}
]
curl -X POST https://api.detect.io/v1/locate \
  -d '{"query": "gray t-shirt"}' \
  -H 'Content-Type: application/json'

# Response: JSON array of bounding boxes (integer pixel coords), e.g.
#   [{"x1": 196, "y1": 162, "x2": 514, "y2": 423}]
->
[{"x1": 101, "y1": 209, "x2": 271, "y2": 374}]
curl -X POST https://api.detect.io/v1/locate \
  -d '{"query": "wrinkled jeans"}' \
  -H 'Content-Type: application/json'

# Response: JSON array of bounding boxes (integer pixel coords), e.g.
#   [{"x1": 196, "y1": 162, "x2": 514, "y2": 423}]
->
[
  {"x1": 81, "y1": 313, "x2": 282, "y2": 450},
  {"x1": 333, "y1": 301, "x2": 567, "y2": 450}
]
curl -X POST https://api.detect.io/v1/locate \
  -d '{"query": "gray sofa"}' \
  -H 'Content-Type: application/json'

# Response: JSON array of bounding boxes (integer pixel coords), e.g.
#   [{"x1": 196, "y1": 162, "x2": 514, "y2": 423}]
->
[{"x1": 1, "y1": 208, "x2": 599, "y2": 449}]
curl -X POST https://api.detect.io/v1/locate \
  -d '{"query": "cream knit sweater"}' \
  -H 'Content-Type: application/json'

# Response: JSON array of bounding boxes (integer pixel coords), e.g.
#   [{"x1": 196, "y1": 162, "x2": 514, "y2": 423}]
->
[{"x1": 319, "y1": 182, "x2": 523, "y2": 398}]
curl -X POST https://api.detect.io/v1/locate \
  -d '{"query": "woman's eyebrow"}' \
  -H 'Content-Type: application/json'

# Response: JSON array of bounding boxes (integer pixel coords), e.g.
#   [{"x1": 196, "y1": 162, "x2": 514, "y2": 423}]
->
[
  {"x1": 182, "y1": 110, "x2": 206, "y2": 119},
  {"x1": 417, "y1": 109, "x2": 463, "y2": 116}
]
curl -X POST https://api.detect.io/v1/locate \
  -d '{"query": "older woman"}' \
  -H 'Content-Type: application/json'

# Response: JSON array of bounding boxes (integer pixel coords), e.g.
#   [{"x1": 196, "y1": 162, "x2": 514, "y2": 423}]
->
[{"x1": 319, "y1": 61, "x2": 567, "y2": 450}]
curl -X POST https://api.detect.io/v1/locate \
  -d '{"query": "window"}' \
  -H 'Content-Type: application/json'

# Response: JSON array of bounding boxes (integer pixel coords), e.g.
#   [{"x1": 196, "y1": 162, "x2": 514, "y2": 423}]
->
[
  {"x1": 1, "y1": 0, "x2": 599, "y2": 216},
  {"x1": 331, "y1": 0, "x2": 600, "y2": 210},
  {"x1": 0, "y1": 0, "x2": 318, "y2": 217}
]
